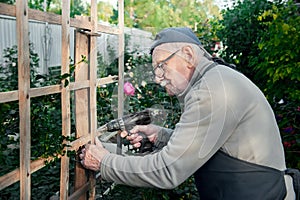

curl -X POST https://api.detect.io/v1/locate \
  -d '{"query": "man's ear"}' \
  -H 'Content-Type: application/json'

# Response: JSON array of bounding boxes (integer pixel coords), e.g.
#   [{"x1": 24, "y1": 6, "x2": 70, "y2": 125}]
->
[{"x1": 182, "y1": 45, "x2": 196, "y2": 68}]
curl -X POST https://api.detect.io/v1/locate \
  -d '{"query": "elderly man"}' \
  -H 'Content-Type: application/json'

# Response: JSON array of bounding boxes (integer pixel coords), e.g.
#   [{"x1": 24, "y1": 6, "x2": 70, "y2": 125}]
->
[{"x1": 79, "y1": 27, "x2": 297, "y2": 199}]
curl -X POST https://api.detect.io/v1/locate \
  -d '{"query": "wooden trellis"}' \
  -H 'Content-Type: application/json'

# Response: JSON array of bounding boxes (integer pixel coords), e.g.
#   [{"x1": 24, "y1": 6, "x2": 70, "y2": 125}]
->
[{"x1": 0, "y1": 0, "x2": 124, "y2": 199}]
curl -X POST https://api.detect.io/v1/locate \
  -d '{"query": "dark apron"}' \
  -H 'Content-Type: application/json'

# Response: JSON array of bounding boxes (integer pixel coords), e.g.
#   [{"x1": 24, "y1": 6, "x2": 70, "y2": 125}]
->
[{"x1": 194, "y1": 151, "x2": 287, "y2": 200}]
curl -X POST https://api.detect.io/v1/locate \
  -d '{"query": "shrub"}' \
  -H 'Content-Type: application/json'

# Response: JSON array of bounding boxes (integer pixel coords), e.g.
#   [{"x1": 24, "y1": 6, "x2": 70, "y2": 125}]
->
[
  {"x1": 216, "y1": 0, "x2": 300, "y2": 168},
  {"x1": 255, "y1": 2, "x2": 300, "y2": 168},
  {"x1": 0, "y1": 44, "x2": 69, "y2": 199}
]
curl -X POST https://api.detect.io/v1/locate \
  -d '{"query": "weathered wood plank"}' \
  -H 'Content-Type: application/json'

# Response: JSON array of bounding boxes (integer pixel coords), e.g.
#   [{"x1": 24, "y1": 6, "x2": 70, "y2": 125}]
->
[
  {"x1": 0, "y1": 128, "x2": 105, "y2": 191},
  {"x1": 60, "y1": 1, "x2": 71, "y2": 199},
  {"x1": 97, "y1": 75, "x2": 118, "y2": 86},
  {"x1": 69, "y1": 182, "x2": 90, "y2": 200},
  {"x1": 16, "y1": 0, "x2": 31, "y2": 199},
  {"x1": 98, "y1": 24, "x2": 120, "y2": 35},
  {"x1": 0, "y1": 156, "x2": 58, "y2": 190},
  {"x1": 117, "y1": 0, "x2": 125, "y2": 154},
  {"x1": 30, "y1": 84, "x2": 61, "y2": 97},
  {"x1": 0, "y1": 2, "x2": 15, "y2": 16},
  {"x1": 88, "y1": 1, "x2": 98, "y2": 198},
  {"x1": 0, "y1": 90, "x2": 18, "y2": 103},
  {"x1": 0, "y1": 76, "x2": 117, "y2": 104},
  {"x1": 74, "y1": 17, "x2": 89, "y2": 200}
]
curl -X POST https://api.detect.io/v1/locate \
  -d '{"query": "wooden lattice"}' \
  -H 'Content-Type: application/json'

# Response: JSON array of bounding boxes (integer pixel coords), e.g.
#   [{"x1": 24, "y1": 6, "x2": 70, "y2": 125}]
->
[{"x1": 0, "y1": 0, "x2": 124, "y2": 199}]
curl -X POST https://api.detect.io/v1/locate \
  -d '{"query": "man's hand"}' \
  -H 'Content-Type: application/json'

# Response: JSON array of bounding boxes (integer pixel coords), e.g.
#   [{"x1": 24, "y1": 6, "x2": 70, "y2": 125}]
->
[
  {"x1": 78, "y1": 137, "x2": 109, "y2": 171},
  {"x1": 121, "y1": 124, "x2": 162, "y2": 148}
]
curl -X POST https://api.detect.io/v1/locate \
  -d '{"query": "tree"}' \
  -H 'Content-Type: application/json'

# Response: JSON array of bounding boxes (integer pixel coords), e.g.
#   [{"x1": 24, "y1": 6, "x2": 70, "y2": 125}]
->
[
  {"x1": 97, "y1": 1, "x2": 114, "y2": 22},
  {"x1": 216, "y1": 0, "x2": 300, "y2": 168},
  {"x1": 216, "y1": 0, "x2": 275, "y2": 80},
  {"x1": 254, "y1": 1, "x2": 300, "y2": 102},
  {"x1": 48, "y1": 0, "x2": 89, "y2": 17},
  {"x1": 110, "y1": 0, "x2": 221, "y2": 34}
]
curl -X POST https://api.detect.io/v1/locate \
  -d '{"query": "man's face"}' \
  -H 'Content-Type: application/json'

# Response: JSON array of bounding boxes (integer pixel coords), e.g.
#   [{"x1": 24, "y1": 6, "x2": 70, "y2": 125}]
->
[{"x1": 152, "y1": 49, "x2": 193, "y2": 96}]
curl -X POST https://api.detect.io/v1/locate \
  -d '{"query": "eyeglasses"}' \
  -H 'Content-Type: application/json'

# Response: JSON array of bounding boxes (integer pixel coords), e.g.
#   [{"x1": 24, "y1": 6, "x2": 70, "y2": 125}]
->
[{"x1": 153, "y1": 49, "x2": 180, "y2": 78}]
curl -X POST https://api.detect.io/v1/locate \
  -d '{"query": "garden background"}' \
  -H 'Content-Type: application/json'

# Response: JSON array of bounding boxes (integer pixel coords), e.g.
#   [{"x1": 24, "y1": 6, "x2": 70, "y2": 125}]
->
[{"x1": 0, "y1": 0, "x2": 299, "y2": 199}]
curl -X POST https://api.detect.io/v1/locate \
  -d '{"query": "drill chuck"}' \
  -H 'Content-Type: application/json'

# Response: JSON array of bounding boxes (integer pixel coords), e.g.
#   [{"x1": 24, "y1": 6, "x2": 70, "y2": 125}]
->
[{"x1": 106, "y1": 118, "x2": 125, "y2": 132}]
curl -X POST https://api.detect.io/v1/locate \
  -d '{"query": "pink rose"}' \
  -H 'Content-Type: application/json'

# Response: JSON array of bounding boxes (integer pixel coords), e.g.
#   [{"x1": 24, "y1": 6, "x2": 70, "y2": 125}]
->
[{"x1": 124, "y1": 82, "x2": 135, "y2": 96}]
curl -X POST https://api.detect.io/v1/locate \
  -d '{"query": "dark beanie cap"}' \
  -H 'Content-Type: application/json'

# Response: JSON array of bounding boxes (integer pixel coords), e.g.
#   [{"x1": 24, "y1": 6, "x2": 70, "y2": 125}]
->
[{"x1": 150, "y1": 27, "x2": 202, "y2": 55}]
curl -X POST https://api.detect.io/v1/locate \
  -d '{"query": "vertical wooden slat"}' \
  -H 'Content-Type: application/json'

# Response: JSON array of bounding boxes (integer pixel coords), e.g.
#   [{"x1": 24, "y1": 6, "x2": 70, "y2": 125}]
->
[
  {"x1": 74, "y1": 16, "x2": 89, "y2": 200},
  {"x1": 89, "y1": 0, "x2": 98, "y2": 198},
  {"x1": 89, "y1": 0, "x2": 98, "y2": 157},
  {"x1": 117, "y1": 0, "x2": 125, "y2": 154},
  {"x1": 16, "y1": 0, "x2": 31, "y2": 199},
  {"x1": 60, "y1": 0, "x2": 71, "y2": 199}
]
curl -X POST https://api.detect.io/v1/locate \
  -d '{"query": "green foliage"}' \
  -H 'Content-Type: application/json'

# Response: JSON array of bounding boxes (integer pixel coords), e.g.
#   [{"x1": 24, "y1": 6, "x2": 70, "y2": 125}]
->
[
  {"x1": 0, "y1": 0, "x2": 15, "y2": 4},
  {"x1": 275, "y1": 102, "x2": 300, "y2": 169},
  {"x1": 96, "y1": 49, "x2": 182, "y2": 128},
  {"x1": 195, "y1": 17, "x2": 222, "y2": 56},
  {"x1": 48, "y1": 0, "x2": 89, "y2": 17},
  {"x1": 0, "y1": 44, "x2": 46, "y2": 176},
  {"x1": 217, "y1": 0, "x2": 275, "y2": 79},
  {"x1": 0, "y1": 44, "x2": 75, "y2": 198},
  {"x1": 216, "y1": 0, "x2": 300, "y2": 168},
  {"x1": 254, "y1": 2, "x2": 300, "y2": 102},
  {"x1": 0, "y1": 44, "x2": 40, "y2": 92},
  {"x1": 99, "y1": 176, "x2": 199, "y2": 200},
  {"x1": 254, "y1": 1, "x2": 300, "y2": 168},
  {"x1": 110, "y1": 0, "x2": 221, "y2": 34}
]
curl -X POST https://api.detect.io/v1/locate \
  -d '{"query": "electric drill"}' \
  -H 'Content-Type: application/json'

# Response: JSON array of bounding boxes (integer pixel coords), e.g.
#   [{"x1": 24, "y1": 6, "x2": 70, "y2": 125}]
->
[{"x1": 101, "y1": 108, "x2": 165, "y2": 153}]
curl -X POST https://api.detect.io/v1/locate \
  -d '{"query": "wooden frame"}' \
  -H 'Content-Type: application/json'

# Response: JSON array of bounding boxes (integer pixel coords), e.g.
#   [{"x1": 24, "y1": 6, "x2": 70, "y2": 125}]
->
[{"x1": 0, "y1": 0, "x2": 124, "y2": 199}]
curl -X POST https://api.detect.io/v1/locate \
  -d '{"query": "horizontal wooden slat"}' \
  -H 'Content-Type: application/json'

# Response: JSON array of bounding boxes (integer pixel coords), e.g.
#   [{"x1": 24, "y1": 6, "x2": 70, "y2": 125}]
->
[
  {"x1": 98, "y1": 24, "x2": 120, "y2": 35},
  {"x1": 70, "y1": 80, "x2": 90, "y2": 91},
  {"x1": 0, "y1": 156, "x2": 58, "y2": 190},
  {"x1": 0, "y1": 2, "x2": 14, "y2": 16},
  {"x1": 0, "y1": 76, "x2": 118, "y2": 103},
  {"x1": 0, "y1": 129, "x2": 106, "y2": 190},
  {"x1": 0, "y1": 76, "x2": 117, "y2": 188},
  {"x1": 69, "y1": 182, "x2": 90, "y2": 200},
  {"x1": 0, "y1": 90, "x2": 18, "y2": 103},
  {"x1": 30, "y1": 84, "x2": 62, "y2": 98},
  {"x1": 0, "y1": 3, "x2": 120, "y2": 35},
  {"x1": 29, "y1": 7, "x2": 62, "y2": 25},
  {"x1": 97, "y1": 75, "x2": 118, "y2": 85},
  {"x1": 0, "y1": 168, "x2": 20, "y2": 190}
]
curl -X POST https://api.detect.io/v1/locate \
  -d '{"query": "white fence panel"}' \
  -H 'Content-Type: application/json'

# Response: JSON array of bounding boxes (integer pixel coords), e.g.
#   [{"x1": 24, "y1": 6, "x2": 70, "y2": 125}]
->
[{"x1": 0, "y1": 15, "x2": 153, "y2": 75}]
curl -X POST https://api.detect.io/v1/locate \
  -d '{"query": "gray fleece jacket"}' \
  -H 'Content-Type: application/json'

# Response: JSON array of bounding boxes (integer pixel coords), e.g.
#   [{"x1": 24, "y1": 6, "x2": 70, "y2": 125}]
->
[{"x1": 100, "y1": 57, "x2": 295, "y2": 199}]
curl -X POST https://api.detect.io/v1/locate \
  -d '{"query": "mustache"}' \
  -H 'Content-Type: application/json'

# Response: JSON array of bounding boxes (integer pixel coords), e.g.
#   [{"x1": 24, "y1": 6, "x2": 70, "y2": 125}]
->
[{"x1": 160, "y1": 80, "x2": 170, "y2": 87}]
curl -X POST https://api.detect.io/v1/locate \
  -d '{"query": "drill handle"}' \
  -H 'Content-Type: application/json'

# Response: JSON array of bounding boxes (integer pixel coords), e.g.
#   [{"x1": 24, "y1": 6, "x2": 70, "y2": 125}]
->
[{"x1": 138, "y1": 132, "x2": 153, "y2": 153}]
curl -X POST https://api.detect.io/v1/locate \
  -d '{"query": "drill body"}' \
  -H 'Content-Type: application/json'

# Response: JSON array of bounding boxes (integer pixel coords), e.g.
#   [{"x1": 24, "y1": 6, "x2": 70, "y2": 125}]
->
[{"x1": 104, "y1": 109, "x2": 163, "y2": 153}]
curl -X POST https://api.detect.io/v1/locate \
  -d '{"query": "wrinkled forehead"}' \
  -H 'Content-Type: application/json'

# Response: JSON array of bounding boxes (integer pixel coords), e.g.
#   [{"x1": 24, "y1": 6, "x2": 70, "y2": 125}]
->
[
  {"x1": 152, "y1": 49, "x2": 171, "y2": 64},
  {"x1": 151, "y1": 43, "x2": 182, "y2": 64}
]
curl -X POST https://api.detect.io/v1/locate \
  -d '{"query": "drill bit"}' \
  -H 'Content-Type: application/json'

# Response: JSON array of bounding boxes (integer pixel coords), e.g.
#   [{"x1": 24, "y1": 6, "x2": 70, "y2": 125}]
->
[{"x1": 97, "y1": 123, "x2": 120, "y2": 142}]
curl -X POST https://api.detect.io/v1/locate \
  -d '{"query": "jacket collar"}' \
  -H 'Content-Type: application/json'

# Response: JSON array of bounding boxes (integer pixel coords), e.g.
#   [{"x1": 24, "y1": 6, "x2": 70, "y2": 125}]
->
[{"x1": 177, "y1": 57, "x2": 215, "y2": 103}]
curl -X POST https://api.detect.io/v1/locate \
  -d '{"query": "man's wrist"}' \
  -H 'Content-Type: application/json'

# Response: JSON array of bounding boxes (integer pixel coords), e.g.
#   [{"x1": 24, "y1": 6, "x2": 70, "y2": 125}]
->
[{"x1": 99, "y1": 152, "x2": 109, "y2": 172}]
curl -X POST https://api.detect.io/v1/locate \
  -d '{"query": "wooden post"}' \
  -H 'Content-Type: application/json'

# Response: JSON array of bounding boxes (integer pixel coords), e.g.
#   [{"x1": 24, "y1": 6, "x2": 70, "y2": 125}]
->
[
  {"x1": 74, "y1": 16, "x2": 90, "y2": 200},
  {"x1": 16, "y1": 0, "x2": 31, "y2": 199},
  {"x1": 117, "y1": 0, "x2": 125, "y2": 154},
  {"x1": 60, "y1": 0, "x2": 71, "y2": 199},
  {"x1": 89, "y1": 0, "x2": 98, "y2": 198}
]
